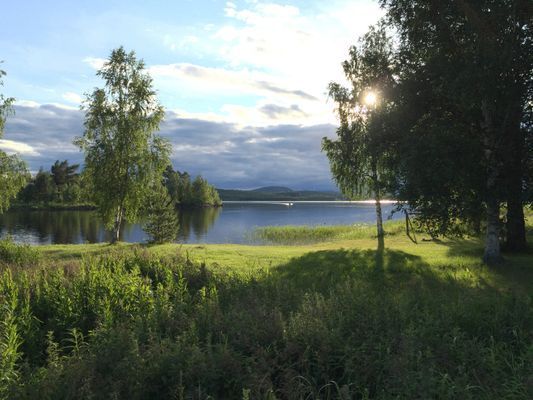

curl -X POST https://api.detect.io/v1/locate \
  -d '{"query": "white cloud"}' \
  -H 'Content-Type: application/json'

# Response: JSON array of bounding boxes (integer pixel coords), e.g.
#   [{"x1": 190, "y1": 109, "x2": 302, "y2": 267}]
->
[
  {"x1": 74, "y1": 2, "x2": 381, "y2": 128},
  {"x1": 0, "y1": 139, "x2": 40, "y2": 156},
  {"x1": 149, "y1": 63, "x2": 316, "y2": 101},
  {"x1": 246, "y1": 136, "x2": 283, "y2": 144},
  {"x1": 83, "y1": 57, "x2": 106, "y2": 70},
  {"x1": 14, "y1": 100, "x2": 40, "y2": 108},
  {"x1": 148, "y1": 1, "x2": 382, "y2": 127},
  {"x1": 62, "y1": 92, "x2": 83, "y2": 104},
  {"x1": 213, "y1": 1, "x2": 384, "y2": 95},
  {"x1": 5, "y1": 101, "x2": 338, "y2": 189},
  {"x1": 150, "y1": 62, "x2": 332, "y2": 126}
]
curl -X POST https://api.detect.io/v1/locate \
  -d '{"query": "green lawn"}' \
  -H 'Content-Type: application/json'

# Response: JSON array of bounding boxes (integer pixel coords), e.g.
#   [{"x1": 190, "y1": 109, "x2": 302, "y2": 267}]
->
[{"x1": 38, "y1": 220, "x2": 533, "y2": 292}]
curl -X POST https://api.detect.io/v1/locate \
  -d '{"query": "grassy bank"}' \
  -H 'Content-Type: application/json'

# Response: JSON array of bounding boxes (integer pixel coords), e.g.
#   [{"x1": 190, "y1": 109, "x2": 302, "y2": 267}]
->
[{"x1": 0, "y1": 221, "x2": 532, "y2": 399}]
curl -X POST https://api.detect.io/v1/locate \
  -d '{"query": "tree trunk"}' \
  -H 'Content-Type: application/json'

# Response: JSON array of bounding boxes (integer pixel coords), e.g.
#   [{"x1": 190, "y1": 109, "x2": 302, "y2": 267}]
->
[
  {"x1": 375, "y1": 197, "x2": 384, "y2": 239},
  {"x1": 372, "y1": 169, "x2": 384, "y2": 240},
  {"x1": 111, "y1": 206, "x2": 123, "y2": 244},
  {"x1": 374, "y1": 171, "x2": 385, "y2": 270},
  {"x1": 481, "y1": 99, "x2": 503, "y2": 264},
  {"x1": 483, "y1": 197, "x2": 502, "y2": 265}
]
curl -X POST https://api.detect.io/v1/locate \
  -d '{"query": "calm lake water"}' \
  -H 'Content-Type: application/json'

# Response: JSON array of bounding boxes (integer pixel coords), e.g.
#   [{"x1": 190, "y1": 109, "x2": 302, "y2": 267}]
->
[{"x1": 0, "y1": 202, "x2": 399, "y2": 245}]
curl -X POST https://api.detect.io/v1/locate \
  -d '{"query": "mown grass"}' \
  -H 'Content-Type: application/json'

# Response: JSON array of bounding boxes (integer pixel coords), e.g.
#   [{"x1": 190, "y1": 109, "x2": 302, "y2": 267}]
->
[{"x1": 0, "y1": 220, "x2": 532, "y2": 399}]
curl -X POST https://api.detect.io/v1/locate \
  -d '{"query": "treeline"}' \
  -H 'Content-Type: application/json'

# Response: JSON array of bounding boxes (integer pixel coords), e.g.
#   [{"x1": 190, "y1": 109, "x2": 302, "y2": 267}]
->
[
  {"x1": 14, "y1": 161, "x2": 221, "y2": 209},
  {"x1": 163, "y1": 166, "x2": 222, "y2": 207},
  {"x1": 16, "y1": 161, "x2": 86, "y2": 207}
]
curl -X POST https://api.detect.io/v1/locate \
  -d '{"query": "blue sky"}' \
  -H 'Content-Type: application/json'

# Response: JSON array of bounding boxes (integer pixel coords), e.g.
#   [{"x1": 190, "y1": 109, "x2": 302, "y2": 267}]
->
[{"x1": 0, "y1": 0, "x2": 383, "y2": 189}]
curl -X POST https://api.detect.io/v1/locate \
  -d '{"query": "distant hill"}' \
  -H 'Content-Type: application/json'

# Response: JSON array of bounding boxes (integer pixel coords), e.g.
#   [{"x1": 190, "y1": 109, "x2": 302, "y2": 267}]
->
[
  {"x1": 251, "y1": 186, "x2": 293, "y2": 193},
  {"x1": 217, "y1": 187, "x2": 345, "y2": 201}
]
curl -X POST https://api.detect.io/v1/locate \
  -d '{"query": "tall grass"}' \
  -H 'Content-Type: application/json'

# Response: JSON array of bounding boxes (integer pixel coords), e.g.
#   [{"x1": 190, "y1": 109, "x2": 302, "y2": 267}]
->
[
  {"x1": 0, "y1": 245, "x2": 531, "y2": 399},
  {"x1": 0, "y1": 237, "x2": 40, "y2": 268},
  {"x1": 253, "y1": 221, "x2": 405, "y2": 245}
]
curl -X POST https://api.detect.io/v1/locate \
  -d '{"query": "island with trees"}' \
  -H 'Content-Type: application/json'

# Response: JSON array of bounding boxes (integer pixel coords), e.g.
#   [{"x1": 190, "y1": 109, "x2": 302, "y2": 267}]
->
[{"x1": 13, "y1": 160, "x2": 221, "y2": 211}]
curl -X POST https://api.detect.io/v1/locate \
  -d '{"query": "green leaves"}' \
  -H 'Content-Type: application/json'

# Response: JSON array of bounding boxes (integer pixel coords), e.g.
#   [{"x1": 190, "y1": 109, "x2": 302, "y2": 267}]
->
[
  {"x1": 0, "y1": 66, "x2": 15, "y2": 138},
  {"x1": 0, "y1": 152, "x2": 29, "y2": 214},
  {"x1": 323, "y1": 23, "x2": 395, "y2": 201},
  {"x1": 0, "y1": 65, "x2": 29, "y2": 214},
  {"x1": 77, "y1": 47, "x2": 170, "y2": 241}
]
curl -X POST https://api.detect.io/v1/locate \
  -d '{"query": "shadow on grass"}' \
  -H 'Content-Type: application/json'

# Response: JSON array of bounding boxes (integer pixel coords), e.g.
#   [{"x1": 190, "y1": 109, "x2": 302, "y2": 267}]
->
[
  {"x1": 430, "y1": 236, "x2": 533, "y2": 293},
  {"x1": 266, "y1": 239, "x2": 495, "y2": 296},
  {"x1": 441, "y1": 236, "x2": 485, "y2": 259}
]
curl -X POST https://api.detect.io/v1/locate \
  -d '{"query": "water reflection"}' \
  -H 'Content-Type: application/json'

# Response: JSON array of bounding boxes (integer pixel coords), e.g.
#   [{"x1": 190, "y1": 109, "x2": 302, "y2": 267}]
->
[
  {"x1": 0, "y1": 210, "x2": 103, "y2": 244},
  {"x1": 0, "y1": 203, "x2": 399, "y2": 245},
  {"x1": 178, "y1": 207, "x2": 221, "y2": 242},
  {"x1": 0, "y1": 207, "x2": 221, "y2": 245}
]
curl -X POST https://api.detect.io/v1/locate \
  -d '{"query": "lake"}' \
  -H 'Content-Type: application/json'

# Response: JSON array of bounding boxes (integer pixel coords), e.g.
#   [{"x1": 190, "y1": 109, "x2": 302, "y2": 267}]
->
[{"x1": 0, "y1": 201, "x2": 399, "y2": 245}]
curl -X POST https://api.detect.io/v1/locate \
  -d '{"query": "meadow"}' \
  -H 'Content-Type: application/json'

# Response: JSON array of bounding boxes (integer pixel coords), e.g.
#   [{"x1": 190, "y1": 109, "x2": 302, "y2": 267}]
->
[{"x1": 0, "y1": 219, "x2": 532, "y2": 399}]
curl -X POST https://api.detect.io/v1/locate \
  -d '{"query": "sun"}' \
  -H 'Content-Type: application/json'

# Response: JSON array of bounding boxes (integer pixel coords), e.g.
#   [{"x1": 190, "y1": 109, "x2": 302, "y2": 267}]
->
[{"x1": 363, "y1": 91, "x2": 378, "y2": 107}]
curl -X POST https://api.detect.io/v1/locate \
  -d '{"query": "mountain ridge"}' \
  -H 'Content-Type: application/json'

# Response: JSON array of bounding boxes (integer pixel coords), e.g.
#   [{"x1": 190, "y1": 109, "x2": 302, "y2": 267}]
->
[{"x1": 217, "y1": 186, "x2": 344, "y2": 201}]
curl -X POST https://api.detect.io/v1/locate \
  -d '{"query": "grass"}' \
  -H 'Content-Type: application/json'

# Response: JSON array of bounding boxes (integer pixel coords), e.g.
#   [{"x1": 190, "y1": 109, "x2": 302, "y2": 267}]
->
[
  {"x1": 0, "y1": 219, "x2": 532, "y2": 399},
  {"x1": 37, "y1": 219, "x2": 532, "y2": 283},
  {"x1": 251, "y1": 221, "x2": 406, "y2": 245}
]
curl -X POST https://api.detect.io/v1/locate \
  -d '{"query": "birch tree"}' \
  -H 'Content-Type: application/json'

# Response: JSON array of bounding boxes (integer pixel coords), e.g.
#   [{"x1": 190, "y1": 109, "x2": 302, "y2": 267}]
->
[
  {"x1": 76, "y1": 47, "x2": 170, "y2": 243},
  {"x1": 322, "y1": 24, "x2": 395, "y2": 245}
]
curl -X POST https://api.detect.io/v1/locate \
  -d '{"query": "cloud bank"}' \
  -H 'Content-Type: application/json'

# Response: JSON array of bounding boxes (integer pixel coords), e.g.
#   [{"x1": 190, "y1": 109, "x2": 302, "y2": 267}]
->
[{"x1": 5, "y1": 103, "x2": 338, "y2": 190}]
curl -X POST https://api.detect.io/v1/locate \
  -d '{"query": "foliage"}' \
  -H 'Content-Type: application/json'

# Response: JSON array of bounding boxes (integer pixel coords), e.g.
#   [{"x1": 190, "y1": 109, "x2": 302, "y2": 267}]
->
[
  {"x1": 323, "y1": 23, "x2": 396, "y2": 240},
  {"x1": 323, "y1": 23, "x2": 395, "y2": 200},
  {"x1": 0, "y1": 64, "x2": 14, "y2": 135},
  {"x1": 0, "y1": 65, "x2": 29, "y2": 214},
  {"x1": 18, "y1": 161, "x2": 83, "y2": 206},
  {"x1": 50, "y1": 160, "x2": 79, "y2": 188},
  {"x1": 0, "y1": 274, "x2": 22, "y2": 399},
  {"x1": 143, "y1": 184, "x2": 179, "y2": 244},
  {"x1": 163, "y1": 165, "x2": 222, "y2": 207},
  {"x1": 0, "y1": 241, "x2": 530, "y2": 399},
  {"x1": 379, "y1": 0, "x2": 532, "y2": 261},
  {"x1": 0, "y1": 237, "x2": 40, "y2": 267},
  {"x1": 75, "y1": 47, "x2": 170, "y2": 242},
  {"x1": 191, "y1": 176, "x2": 222, "y2": 207},
  {"x1": 0, "y1": 153, "x2": 29, "y2": 214}
]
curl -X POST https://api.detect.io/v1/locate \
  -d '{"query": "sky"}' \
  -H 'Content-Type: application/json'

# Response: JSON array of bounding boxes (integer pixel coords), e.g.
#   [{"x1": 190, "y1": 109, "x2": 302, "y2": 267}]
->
[{"x1": 0, "y1": 0, "x2": 383, "y2": 190}]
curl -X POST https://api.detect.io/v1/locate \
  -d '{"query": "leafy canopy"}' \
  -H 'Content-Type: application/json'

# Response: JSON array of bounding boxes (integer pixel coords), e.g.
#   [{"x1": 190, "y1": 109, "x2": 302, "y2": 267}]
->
[
  {"x1": 76, "y1": 47, "x2": 171, "y2": 232},
  {"x1": 322, "y1": 23, "x2": 395, "y2": 200},
  {"x1": 0, "y1": 65, "x2": 29, "y2": 213}
]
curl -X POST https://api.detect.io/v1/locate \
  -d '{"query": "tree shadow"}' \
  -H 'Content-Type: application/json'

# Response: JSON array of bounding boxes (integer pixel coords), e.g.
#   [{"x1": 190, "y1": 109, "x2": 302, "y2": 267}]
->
[
  {"x1": 265, "y1": 240, "x2": 486, "y2": 297},
  {"x1": 442, "y1": 236, "x2": 485, "y2": 259},
  {"x1": 437, "y1": 236, "x2": 533, "y2": 293}
]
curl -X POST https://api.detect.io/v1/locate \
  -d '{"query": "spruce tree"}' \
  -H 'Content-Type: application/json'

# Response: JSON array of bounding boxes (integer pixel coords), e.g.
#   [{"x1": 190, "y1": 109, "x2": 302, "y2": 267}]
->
[{"x1": 143, "y1": 184, "x2": 179, "y2": 244}]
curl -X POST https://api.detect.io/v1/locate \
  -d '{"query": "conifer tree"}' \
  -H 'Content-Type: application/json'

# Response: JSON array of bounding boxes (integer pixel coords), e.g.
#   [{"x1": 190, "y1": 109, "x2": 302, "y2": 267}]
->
[{"x1": 143, "y1": 184, "x2": 179, "y2": 244}]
